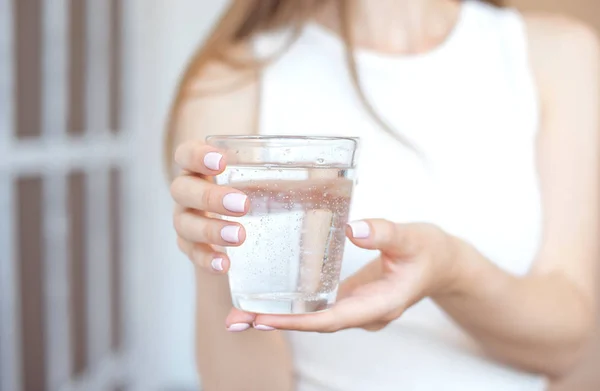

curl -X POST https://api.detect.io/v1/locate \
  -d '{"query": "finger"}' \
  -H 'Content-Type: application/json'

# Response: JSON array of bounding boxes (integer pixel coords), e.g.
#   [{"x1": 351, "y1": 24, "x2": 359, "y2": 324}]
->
[
  {"x1": 176, "y1": 236, "x2": 193, "y2": 258},
  {"x1": 194, "y1": 244, "x2": 231, "y2": 273},
  {"x1": 337, "y1": 258, "x2": 384, "y2": 300},
  {"x1": 176, "y1": 237, "x2": 231, "y2": 273},
  {"x1": 174, "y1": 210, "x2": 246, "y2": 246},
  {"x1": 174, "y1": 140, "x2": 226, "y2": 175},
  {"x1": 253, "y1": 288, "x2": 390, "y2": 332},
  {"x1": 225, "y1": 308, "x2": 257, "y2": 332},
  {"x1": 346, "y1": 219, "x2": 412, "y2": 257},
  {"x1": 171, "y1": 175, "x2": 249, "y2": 216}
]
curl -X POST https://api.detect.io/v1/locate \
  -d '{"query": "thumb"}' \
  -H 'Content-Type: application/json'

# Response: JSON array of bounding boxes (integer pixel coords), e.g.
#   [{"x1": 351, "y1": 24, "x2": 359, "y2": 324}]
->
[{"x1": 346, "y1": 219, "x2": 411, "y2": 257}]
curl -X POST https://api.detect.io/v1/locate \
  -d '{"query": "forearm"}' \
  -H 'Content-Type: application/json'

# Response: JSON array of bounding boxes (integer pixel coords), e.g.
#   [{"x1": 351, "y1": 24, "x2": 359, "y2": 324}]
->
[
  {"x1": 435, "y1": 239, "x2": 596, "y2": 379},
  {"x1": 195, "y1": 270, "x2": 294, "y2": 391}
]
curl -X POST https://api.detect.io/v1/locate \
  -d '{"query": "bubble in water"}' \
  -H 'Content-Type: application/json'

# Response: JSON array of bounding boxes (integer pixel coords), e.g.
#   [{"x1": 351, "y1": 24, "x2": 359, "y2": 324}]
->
[{"x1": 226, "y1": 165, "x2": 355, "y2": 313}]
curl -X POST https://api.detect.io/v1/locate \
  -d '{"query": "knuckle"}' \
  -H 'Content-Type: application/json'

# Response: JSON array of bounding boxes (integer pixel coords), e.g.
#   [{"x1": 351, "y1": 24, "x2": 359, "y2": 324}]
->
[
  {"x1": 430, "y1": 224, "x2": 447, "y2": 241},
  {"x1": 169, "y1": 177, "x2": 186, "y2": 200},
  {"x1": 203, "y1": 221, "x2": 219, "y2": 244},
  {"x1": 363, "y1": 324, "x2": 376, "y2": 332},
  {"x1": 391, "y1": 222, "x2": 402, "y2": 238},
  {"x1": 172, "y1": 213, "x2": 184, "y2": 234},
  {"x1": 200, "y1": 186, "x2": 215, "y2": 210},
  {"x1": 176, "y1": 237, "x2": 188, "y2": 255},
  {"x1": 383, "y1": 313, "x2": 398, "y2": 324},
  {"x1": 401, "y1": 224, "x2": 422, "y2": 253},
  {"x1": 319, "y1": 327, "x2": 335, "y2": 334},
  {"x1": 173, "y1": 143, "x2": 186, "y2": 164},
  {"x1": 364, "y1": 323, "x2": 386, "y2": 332},
  {"x1": 173, "y1": 213, "x2": 193, "y2": 238},
  {"x1": 417, "y1": 222, "x2": 437, "y2": 236},
  {"x1": 190, "y1": 143, "x2": 206, "y2": 168},
  {"x1": 191, "y1": 245, "x2": 211, "y2": 267},
  {"x1": 379, "y1": 221, "x2": 396, "y2": 243},
  {"x1": 411, "y1": 223, "x2": 442, "y2": 250},
  {"x1": 321, "y1": 321, "x2": 341, "y2": 334}
]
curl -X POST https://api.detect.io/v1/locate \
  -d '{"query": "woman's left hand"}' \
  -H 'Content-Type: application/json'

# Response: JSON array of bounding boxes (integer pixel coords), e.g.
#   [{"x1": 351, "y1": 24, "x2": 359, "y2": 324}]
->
[{"x1": 227, "y1": 219, "x2": 469, "y2": 332}]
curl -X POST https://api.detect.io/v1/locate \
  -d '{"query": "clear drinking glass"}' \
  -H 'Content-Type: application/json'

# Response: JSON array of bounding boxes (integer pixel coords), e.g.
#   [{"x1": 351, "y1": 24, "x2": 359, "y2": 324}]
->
[{"x1": 206, "y1": 135, "x2": 360, "y2": 314}]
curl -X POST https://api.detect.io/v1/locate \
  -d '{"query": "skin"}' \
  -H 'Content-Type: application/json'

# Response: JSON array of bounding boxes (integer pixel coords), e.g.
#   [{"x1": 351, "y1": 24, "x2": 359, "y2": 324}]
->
[{"x1": 170, "y1": 0, "x2": 600, "y2": 389}]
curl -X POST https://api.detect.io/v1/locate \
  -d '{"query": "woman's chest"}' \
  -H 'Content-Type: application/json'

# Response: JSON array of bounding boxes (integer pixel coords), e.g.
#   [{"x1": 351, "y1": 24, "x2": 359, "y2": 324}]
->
[{"x1": 258, "y1": 60, "x2": 542, "y2": 275}]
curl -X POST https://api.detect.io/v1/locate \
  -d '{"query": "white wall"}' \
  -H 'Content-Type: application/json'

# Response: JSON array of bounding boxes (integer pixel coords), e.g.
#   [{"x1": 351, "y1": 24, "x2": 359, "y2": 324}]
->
[{"x1": 126, "y1": 1, "x2": 228, "y2": 389}]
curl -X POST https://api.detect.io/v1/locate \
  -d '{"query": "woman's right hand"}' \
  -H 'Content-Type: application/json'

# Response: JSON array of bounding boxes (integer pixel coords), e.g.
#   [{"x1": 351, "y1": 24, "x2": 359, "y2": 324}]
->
[{"x1": 170, "y1": 140, "x2": 249, "y2": 274}]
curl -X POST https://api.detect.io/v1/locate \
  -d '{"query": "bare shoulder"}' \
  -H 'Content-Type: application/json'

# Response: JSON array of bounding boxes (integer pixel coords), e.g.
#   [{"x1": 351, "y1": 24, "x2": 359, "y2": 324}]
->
[
  {"x1": 175, "y1": 42, "x2": 260, "y2": 143},
  {"x1": 523, "y1": 12, "x2": 599, "y2": 43},
  {"x1": 522, "y1": 13, "x2": 599, "y2": 88},
  {"x1": 190, "y1": 42, "x2": 259, "y2": 91}
]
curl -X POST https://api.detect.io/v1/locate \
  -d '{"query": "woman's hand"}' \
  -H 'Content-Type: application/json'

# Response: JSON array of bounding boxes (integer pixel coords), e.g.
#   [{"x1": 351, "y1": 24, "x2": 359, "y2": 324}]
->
[
  {"x1": 171, "y1": 140, "x2": 249, "y2": 275},
  {"x1": 230, "y1": 219, "x2": 468, "y2": 332},
  {"x1": 170, "y1": 140, "x2": 466, "y2": 333}
]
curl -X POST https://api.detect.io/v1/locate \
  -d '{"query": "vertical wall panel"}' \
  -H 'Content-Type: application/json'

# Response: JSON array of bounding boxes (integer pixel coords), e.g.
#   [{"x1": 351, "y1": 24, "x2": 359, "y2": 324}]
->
[
  {"x1": 1, "y1": 173, "x2": 21, "y2": 391},
  {"x1": 4, "y1": 0, "x2": 131, "y2": 388},
  {"x1": 86, "y1": 168, "x2": 111, "y2": 368},
  {"x1": 0, "y1": 0, "x2": 13, "y2": 138},
  {"x1": 109, "y1": 168, "x2": 123, "y2": 351},
  {"x1": 44, "y1": 173, "x2": 71, "y2": 390},
  {"x1": 4, "y1": 0, "x2": 131, "y2": 387},
  {"x1": 43, "y1": 0, "x2": 68, "y2": 138},
  {"x1": 0, "y1": 0, "x2": 20, "y2": 390},
  {"x1": 41, "y1": 2, "x2": 73, "y2": 384},
  {"x1": 14, "y1": 0, "x2": 42, "y2": 138},
  {"x1": 68, "y1": 171, "x2": 87, "y2": 376},
  {"x1": 109, "y1": 0, "x2": 123, "y2": 132},
  {"x1": 0, "y1": 172, "x2": 18, "y2": 391},
  {"x1": 16, "y1": 176, "x2": 46, "y2": 391},
  {"x1": 85, "y1": 0, "x2": 110, "y2": 134},
  {"x1": 42, "y1": 3, "x2": 71, "y2": 386},
  {"x1": 68, "y1": 0, "x2": 86, "y2": 135}
]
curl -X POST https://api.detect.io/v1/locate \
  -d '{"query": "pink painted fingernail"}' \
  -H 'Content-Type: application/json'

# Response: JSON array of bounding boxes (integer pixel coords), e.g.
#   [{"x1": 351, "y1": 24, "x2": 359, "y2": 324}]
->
[
  {"x1": 227, "y1": 323, "x2": 250, "y2": 332},
  {"x1": 253, "y1": 324, "x2": 276, "y2": 331},
  {"x1": 211, "y1": 258, "x2": 224, "y2": 271},
  {"x1": 223, "y1": 193, "x2": 247, "y2": 213},
  {"x1": 221, "y1": 226, "x2": 241, "y2": 243},
  {"x1": 348, "y1": 221, "x2": 370, "y2": 239},
  {"x1": 204, "y1": 152, "x2": 223, "y2": 171}
]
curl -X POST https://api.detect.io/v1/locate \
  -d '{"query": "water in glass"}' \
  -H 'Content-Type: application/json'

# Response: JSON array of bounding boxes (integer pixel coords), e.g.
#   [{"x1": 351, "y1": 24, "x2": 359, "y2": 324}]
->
[{"x1": 219, "y1": 163, "x2": 355, "y2": 314}]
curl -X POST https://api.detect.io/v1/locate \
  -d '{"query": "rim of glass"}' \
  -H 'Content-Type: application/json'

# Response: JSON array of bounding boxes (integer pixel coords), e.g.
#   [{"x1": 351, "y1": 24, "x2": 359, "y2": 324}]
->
[{"x1": 206, "y1": 135, "x2": 360, "y2": 144}]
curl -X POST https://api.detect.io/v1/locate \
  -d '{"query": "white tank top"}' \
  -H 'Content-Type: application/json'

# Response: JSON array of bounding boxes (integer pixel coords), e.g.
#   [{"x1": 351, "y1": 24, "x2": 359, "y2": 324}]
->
[{"x1": 253, "y1": 1, "x2": 546, "y2": 390}]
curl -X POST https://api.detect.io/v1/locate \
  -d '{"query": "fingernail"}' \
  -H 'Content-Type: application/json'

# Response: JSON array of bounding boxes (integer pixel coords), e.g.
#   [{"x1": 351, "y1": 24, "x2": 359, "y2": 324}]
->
[
  {"x1": 203, "y1": 152, "x2": 223, "y2": 171},
  {"x1": 227, "y1": 323, "x2": 250, "y2": 332},
  {"x1": 253, "y1": 324, "x2": 276, "y2": 331},
  {"x1": 211, "y1": 257, "x2": 224, "y2": 271},
  {"x1": 221, "y1": 225, "x2": 241, "y2": 243},
  {"x1": 348, "y1": 220, "x2": 370, "y2": 239},
  {"x1": 223, "y1": 193, "x2": 247, "y2": 213}
]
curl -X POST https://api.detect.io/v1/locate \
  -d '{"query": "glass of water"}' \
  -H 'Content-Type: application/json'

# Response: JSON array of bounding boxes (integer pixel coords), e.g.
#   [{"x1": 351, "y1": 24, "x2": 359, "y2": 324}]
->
[{"x1": 206, "y1": 135, "x2": 360, "y2": 314}]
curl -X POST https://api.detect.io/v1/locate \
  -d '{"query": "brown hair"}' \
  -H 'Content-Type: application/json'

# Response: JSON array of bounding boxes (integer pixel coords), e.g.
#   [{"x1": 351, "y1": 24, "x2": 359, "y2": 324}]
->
[{"x1": 164, "y1": 0, "x2": 505, "y2": 168}]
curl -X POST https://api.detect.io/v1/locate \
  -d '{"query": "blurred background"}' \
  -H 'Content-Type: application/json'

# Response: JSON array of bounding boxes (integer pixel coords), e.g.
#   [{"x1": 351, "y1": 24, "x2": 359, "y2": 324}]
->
[{"x1": 0, "y1": 0, "x2": 598, "y2": 391}]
